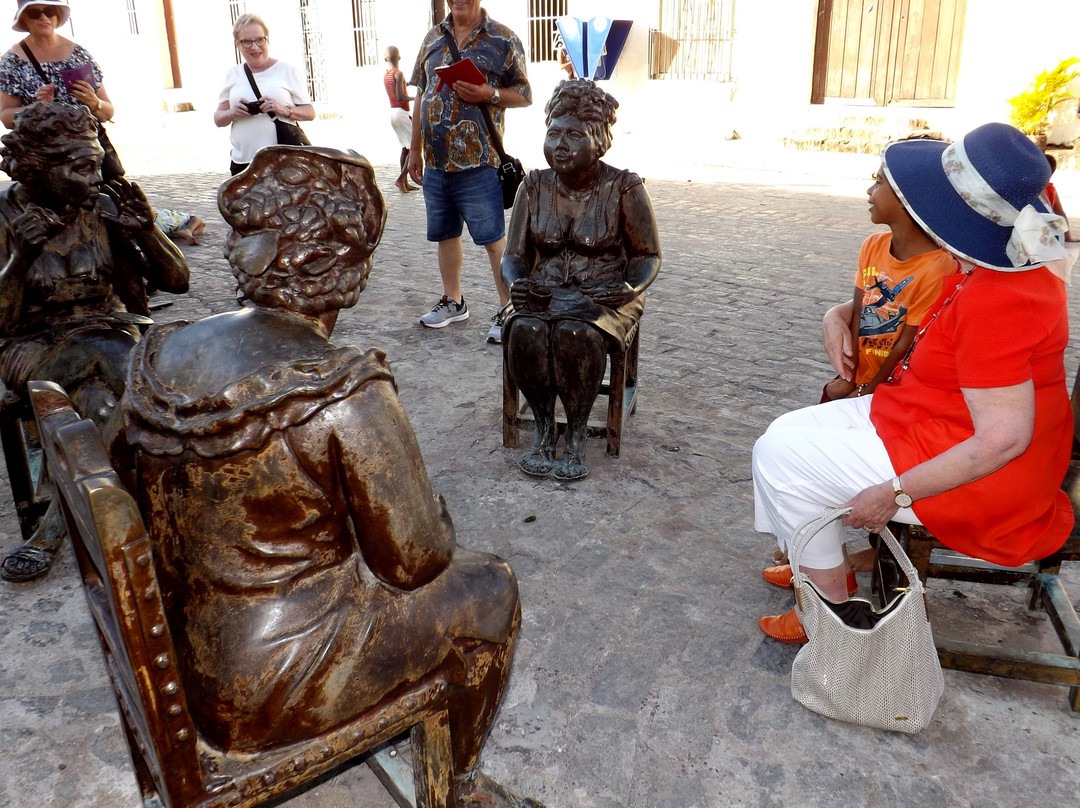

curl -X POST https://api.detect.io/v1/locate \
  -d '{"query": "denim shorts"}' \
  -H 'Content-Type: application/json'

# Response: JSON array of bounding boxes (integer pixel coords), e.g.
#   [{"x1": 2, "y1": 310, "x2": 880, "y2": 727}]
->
[{"x1": 423, "y1": 166, "x2": 505, "y2": 244}]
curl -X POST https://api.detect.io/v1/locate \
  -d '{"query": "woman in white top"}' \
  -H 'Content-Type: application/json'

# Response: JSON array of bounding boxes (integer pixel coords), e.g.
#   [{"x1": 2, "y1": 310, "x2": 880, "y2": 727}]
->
[{"x1": 214, "y1": 13, "x2": 314, "y2": 175}]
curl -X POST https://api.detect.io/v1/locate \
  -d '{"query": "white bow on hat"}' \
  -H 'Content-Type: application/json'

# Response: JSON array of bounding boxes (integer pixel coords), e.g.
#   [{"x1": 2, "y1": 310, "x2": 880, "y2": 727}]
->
[{"x1": 942, "y1": 138, "x2": 1068, "y2": 270}]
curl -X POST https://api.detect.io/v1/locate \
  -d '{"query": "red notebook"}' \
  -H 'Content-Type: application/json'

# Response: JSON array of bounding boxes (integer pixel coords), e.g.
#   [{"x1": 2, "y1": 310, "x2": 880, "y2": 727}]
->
[{"x1": 434, "y1": 58, "x2": 485, "y2": 91}]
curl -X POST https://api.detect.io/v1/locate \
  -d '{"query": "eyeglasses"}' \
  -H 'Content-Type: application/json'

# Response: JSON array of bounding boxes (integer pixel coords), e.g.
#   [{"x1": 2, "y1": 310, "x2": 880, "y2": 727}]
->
[
  {"x1": 238, "y1": 36, "x2": 268, "y2": 49},
  {"x1": 23, "y1": 7, "x2": 61, "y2": 20}
]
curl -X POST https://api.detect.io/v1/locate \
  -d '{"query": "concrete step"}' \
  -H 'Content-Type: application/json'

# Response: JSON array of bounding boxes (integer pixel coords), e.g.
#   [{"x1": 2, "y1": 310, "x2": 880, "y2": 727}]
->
[{"x1": 782, "y1": 116, "x2": 942, "y2": 156}]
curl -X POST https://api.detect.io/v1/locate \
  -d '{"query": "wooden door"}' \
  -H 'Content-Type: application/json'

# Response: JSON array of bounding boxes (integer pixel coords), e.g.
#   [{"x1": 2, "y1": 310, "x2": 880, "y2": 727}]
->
[{"x1": 811, "y1": 0, "x2": 966, "y2": 106}]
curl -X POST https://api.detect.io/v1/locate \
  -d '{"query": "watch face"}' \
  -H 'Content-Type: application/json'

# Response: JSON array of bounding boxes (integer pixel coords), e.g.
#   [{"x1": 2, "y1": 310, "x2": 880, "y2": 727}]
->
[{"x1": 895, "y1": 492, "x2": 913, "y2": 509}]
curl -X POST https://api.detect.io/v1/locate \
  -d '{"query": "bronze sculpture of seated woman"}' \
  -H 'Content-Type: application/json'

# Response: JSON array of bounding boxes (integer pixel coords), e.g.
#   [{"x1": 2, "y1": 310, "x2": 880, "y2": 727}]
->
[
  {"x1": 120, "y1": 146, "x2": 543, "y2": 808},
  {"x1": 501, "y1": 78, "x2": 661, "y2": 481}
]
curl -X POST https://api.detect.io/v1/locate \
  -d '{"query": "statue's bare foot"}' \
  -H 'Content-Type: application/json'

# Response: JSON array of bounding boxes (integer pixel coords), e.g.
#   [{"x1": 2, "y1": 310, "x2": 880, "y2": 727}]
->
[
  {"x1": 1, "y1": 500, "x2": 65, "y2": 583},
  {"x1": 520, "y1": 444, "x2": 555, "y2": 477},
  {"x1": 454, "y1": 770, "x2": 546, "y2": 808},
  {"x1": 552, "y1": 448, "x2": 587, "y2": 482}
]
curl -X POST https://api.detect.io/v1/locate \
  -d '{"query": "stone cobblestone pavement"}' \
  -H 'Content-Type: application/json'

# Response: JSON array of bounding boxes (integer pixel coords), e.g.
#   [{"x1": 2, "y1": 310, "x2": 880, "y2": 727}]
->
[{"x1": 2, "y1": 131, "x2": 1080, "y2": 808}]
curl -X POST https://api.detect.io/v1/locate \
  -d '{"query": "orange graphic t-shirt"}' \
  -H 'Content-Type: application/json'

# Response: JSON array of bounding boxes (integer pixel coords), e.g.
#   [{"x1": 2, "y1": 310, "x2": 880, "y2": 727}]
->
[{"x1": 852, "y1": 232, "x2": 955, "y2": 385}]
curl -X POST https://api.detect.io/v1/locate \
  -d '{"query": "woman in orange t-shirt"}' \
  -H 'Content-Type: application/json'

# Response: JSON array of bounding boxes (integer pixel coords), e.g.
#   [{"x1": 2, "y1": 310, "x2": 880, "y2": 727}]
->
[{"x1": 752, "y1": 123, "x2": 1074, "y2": 644}]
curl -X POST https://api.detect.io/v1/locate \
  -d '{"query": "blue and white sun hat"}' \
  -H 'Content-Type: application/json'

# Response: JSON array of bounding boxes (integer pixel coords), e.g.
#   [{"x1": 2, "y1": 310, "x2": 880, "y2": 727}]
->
[
  {"x1": 880, "y1": 122, "x2": 1068, "y2": 271},
  {"x1": 12, "y1": 0, "x2": 69, "y2": 32}
]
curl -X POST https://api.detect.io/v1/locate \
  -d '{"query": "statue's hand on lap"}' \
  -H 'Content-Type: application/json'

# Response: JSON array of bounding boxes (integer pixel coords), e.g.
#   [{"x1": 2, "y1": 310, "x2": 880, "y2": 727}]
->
[{"x1": 584, "y1": 280, "x2": 635, "y2": 308}]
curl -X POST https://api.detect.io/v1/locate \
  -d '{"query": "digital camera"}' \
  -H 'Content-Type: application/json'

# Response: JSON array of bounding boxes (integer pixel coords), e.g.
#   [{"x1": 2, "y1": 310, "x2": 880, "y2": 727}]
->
[{"x1": 244, "y1": 101, "x2": 263, "y2": 116}]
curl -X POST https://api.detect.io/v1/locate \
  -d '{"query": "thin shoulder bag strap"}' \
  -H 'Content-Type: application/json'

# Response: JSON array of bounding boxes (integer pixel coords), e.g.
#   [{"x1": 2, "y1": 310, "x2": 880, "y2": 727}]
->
[
  {"x1": 243, "y1": 63, "x2": 262, "y2": 101},
  {"x1": 441, "y1": 30, "x2": 510, "y2": 165},
  {"x1": 244, "y1": 63, "x2": 283, "y2": 121},
  {"x1": 19, "y1": 42, "x2": 49, "y2": 83}
]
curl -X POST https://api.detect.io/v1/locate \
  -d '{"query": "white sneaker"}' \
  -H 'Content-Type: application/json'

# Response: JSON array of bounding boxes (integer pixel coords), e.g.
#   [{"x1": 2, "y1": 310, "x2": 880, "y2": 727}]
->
[{"x1": 420, "y1": 295, "x2": 469, "y2": 327}]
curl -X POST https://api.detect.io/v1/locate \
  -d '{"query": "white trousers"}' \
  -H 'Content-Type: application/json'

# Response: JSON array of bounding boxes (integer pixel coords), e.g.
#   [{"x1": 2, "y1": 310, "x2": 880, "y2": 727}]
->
[{"x1": 752, "y1": 396, "x2": 922, "y2": 568}]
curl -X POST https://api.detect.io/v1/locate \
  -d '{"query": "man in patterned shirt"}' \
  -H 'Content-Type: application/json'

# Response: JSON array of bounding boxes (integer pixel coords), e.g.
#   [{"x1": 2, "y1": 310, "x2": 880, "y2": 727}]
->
[{"x1": 408, "y1": 0, "x2": 531, "y2": 343}]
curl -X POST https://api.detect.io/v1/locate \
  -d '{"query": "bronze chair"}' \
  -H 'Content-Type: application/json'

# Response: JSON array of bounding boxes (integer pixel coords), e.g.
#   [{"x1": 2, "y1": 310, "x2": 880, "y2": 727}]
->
[
  {"x1": 502, "y1": 323, "x2": 640, "y2": 458},
  {"x1": 29, "y1": 380, "x2": 454, "y2": 808}
]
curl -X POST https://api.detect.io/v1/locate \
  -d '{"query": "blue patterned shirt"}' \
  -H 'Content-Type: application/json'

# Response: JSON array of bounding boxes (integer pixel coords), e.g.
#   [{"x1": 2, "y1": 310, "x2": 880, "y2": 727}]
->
[
  {"x1": 410, "y1": 11, "x2": 530, "y2": 172},
  {"x1": 0, "y1": 44, "x2": 104, "y2": 106}
]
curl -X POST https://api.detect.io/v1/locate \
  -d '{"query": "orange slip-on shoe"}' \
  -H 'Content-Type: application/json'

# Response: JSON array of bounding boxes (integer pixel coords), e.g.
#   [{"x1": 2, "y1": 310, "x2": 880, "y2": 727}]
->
[{"x1": 758, "y1": 607, "x2": 808, "y2": 644}]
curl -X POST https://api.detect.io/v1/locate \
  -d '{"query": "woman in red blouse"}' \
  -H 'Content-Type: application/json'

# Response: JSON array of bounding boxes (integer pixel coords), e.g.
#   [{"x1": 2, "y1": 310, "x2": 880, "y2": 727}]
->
[{"x1": 753, "y1": 123, "x2": 1075, "y2": 643}]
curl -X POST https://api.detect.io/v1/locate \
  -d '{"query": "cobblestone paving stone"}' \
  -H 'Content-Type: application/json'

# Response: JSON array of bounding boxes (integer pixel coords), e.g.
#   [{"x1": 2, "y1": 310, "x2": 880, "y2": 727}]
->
[{"x1": 1, "y1": 157, "x2": 1080, "y2": 808}]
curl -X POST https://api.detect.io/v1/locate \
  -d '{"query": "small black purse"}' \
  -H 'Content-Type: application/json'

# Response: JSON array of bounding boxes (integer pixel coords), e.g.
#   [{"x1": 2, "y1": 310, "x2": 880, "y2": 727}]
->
[{"x1": 492, "y1": 138, "x2": 525, "y2": 210}]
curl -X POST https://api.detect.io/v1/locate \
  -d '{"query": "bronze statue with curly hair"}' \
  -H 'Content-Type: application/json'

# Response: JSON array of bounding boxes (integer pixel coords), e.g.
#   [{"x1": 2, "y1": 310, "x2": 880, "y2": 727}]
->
[
  {"x1": 121, "y1": 145, "x2": 545, "y2": 808},
  {"x1": 501, "y1": 79, "x2": 661, "y2": 481},
  {"x1": 0, "y1": 102, "x2": 188, "y2": 582}
]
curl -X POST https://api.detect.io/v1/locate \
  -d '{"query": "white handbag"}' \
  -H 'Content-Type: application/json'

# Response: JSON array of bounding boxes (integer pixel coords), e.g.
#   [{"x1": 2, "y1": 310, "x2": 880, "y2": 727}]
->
[{"x1": 789, "y1": 507, "x2": 944, "y2": 733}]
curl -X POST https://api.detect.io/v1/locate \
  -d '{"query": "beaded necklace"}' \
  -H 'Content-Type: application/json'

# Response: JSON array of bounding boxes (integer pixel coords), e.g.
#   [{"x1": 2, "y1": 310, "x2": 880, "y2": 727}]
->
[{"x1": 887, "y1": 267, "x2": 972, "y2": 385}]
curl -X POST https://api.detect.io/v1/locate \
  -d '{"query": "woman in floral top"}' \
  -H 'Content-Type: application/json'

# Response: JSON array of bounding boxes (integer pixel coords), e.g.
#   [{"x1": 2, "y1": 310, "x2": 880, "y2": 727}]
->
[{"x1": 0, "y1": 1, "x2": 115, "y2": 129}]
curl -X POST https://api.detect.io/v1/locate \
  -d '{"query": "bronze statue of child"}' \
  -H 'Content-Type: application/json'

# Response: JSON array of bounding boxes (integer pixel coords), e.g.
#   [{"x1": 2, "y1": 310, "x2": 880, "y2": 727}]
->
[{"x1": 0, "y1": 101, "x2": 189, "y2": 581}]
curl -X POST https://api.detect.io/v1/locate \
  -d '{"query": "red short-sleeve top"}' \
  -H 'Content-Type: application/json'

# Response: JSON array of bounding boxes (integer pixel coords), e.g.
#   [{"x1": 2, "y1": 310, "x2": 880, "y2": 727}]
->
[{"x1": 870, "y1": 265, "x2": 1074, "y2": 566}]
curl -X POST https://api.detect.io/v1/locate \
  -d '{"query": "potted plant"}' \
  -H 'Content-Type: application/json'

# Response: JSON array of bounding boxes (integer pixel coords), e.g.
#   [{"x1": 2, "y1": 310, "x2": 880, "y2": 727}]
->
[{"x1": 1008, "y1": 57, "x2": 1080, "y2": 150}]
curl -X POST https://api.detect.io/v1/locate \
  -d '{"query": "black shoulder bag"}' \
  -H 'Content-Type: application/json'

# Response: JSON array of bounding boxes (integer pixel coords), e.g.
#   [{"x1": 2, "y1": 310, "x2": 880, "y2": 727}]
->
[
  {"x1": 243, "y1": 64, "x2": 311, "y2": 147},
  {"x1": 442, "y1": 32, "x2": 524, "y2": 209},
  {"x1": 21, "y1": 43, "x2": 124, "y2": 180}
]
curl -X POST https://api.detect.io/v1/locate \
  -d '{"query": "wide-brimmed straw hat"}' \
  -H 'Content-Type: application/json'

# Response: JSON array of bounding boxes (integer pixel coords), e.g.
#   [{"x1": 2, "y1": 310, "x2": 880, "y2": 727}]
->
[
  {"x1": 881, "y1": 122, "x2": 1068, "y2": 271},
  {"x1": 12, "y1": 0, "x2": 70, "y2": 32}
]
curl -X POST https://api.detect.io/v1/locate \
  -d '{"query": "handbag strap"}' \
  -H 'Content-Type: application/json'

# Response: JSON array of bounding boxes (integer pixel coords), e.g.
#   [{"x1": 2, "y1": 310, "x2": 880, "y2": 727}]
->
[
  {"x1": 787, "y1": 507, "x2": 924, "y2": 596},
  {"x1": 243, "y1": 63, "x2": 262, "y2": 100},
  {"x1": 20, "y1": 42, "x2": 49, "y2": 83},
  {"x1": 441, "y1": 30, "x2": 511, "y2": 165}
]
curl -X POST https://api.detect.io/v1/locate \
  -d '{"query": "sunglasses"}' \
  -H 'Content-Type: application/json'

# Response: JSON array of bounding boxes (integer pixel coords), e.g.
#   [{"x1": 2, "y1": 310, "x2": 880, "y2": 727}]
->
[
  {"x1": 23, "y1": 7, "x2": 61, "y2": 20},
  {"x1": 238, "y1": 36, "x2": 268, "y2": 49}
]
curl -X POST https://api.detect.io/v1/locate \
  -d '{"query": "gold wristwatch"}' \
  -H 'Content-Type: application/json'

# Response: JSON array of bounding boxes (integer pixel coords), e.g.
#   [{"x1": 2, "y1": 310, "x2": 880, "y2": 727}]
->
[{"x1": 892, "y1": 476, "x2": 912, "y2": 508}]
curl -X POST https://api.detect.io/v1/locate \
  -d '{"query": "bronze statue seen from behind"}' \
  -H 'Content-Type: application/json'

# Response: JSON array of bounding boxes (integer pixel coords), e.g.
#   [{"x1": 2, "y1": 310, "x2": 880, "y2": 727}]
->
[
  {"x1": 501, "y1": 79, "x2": 661, "y2": 481},
  {"x1": 0, "y1": 102, "x2": 189, "y2": 581},
  {"x1": 120, "y1": 146, "x2": 544, "y2": 808}
]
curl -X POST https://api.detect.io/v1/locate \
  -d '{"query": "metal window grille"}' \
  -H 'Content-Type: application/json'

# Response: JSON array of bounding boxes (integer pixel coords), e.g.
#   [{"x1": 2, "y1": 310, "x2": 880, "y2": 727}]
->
[
  {"x1": 125, "y1": 0, "x2": 139, "y2": 35},
  {"x1": 650, "y1": 0, "x2": 735, "y2": 81},
  {"x1": 527, "y1": 0, "x2": 567, "y2": 62},
  {"x1": 299, "y1": 0, "x2": 328, "y2": 102},
  {"x1": 230, "y1": 0, "x2": 247, "y2": 64},
  {"x1": 352, "y1": 0, "x2": 379, "y2": 67}
]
